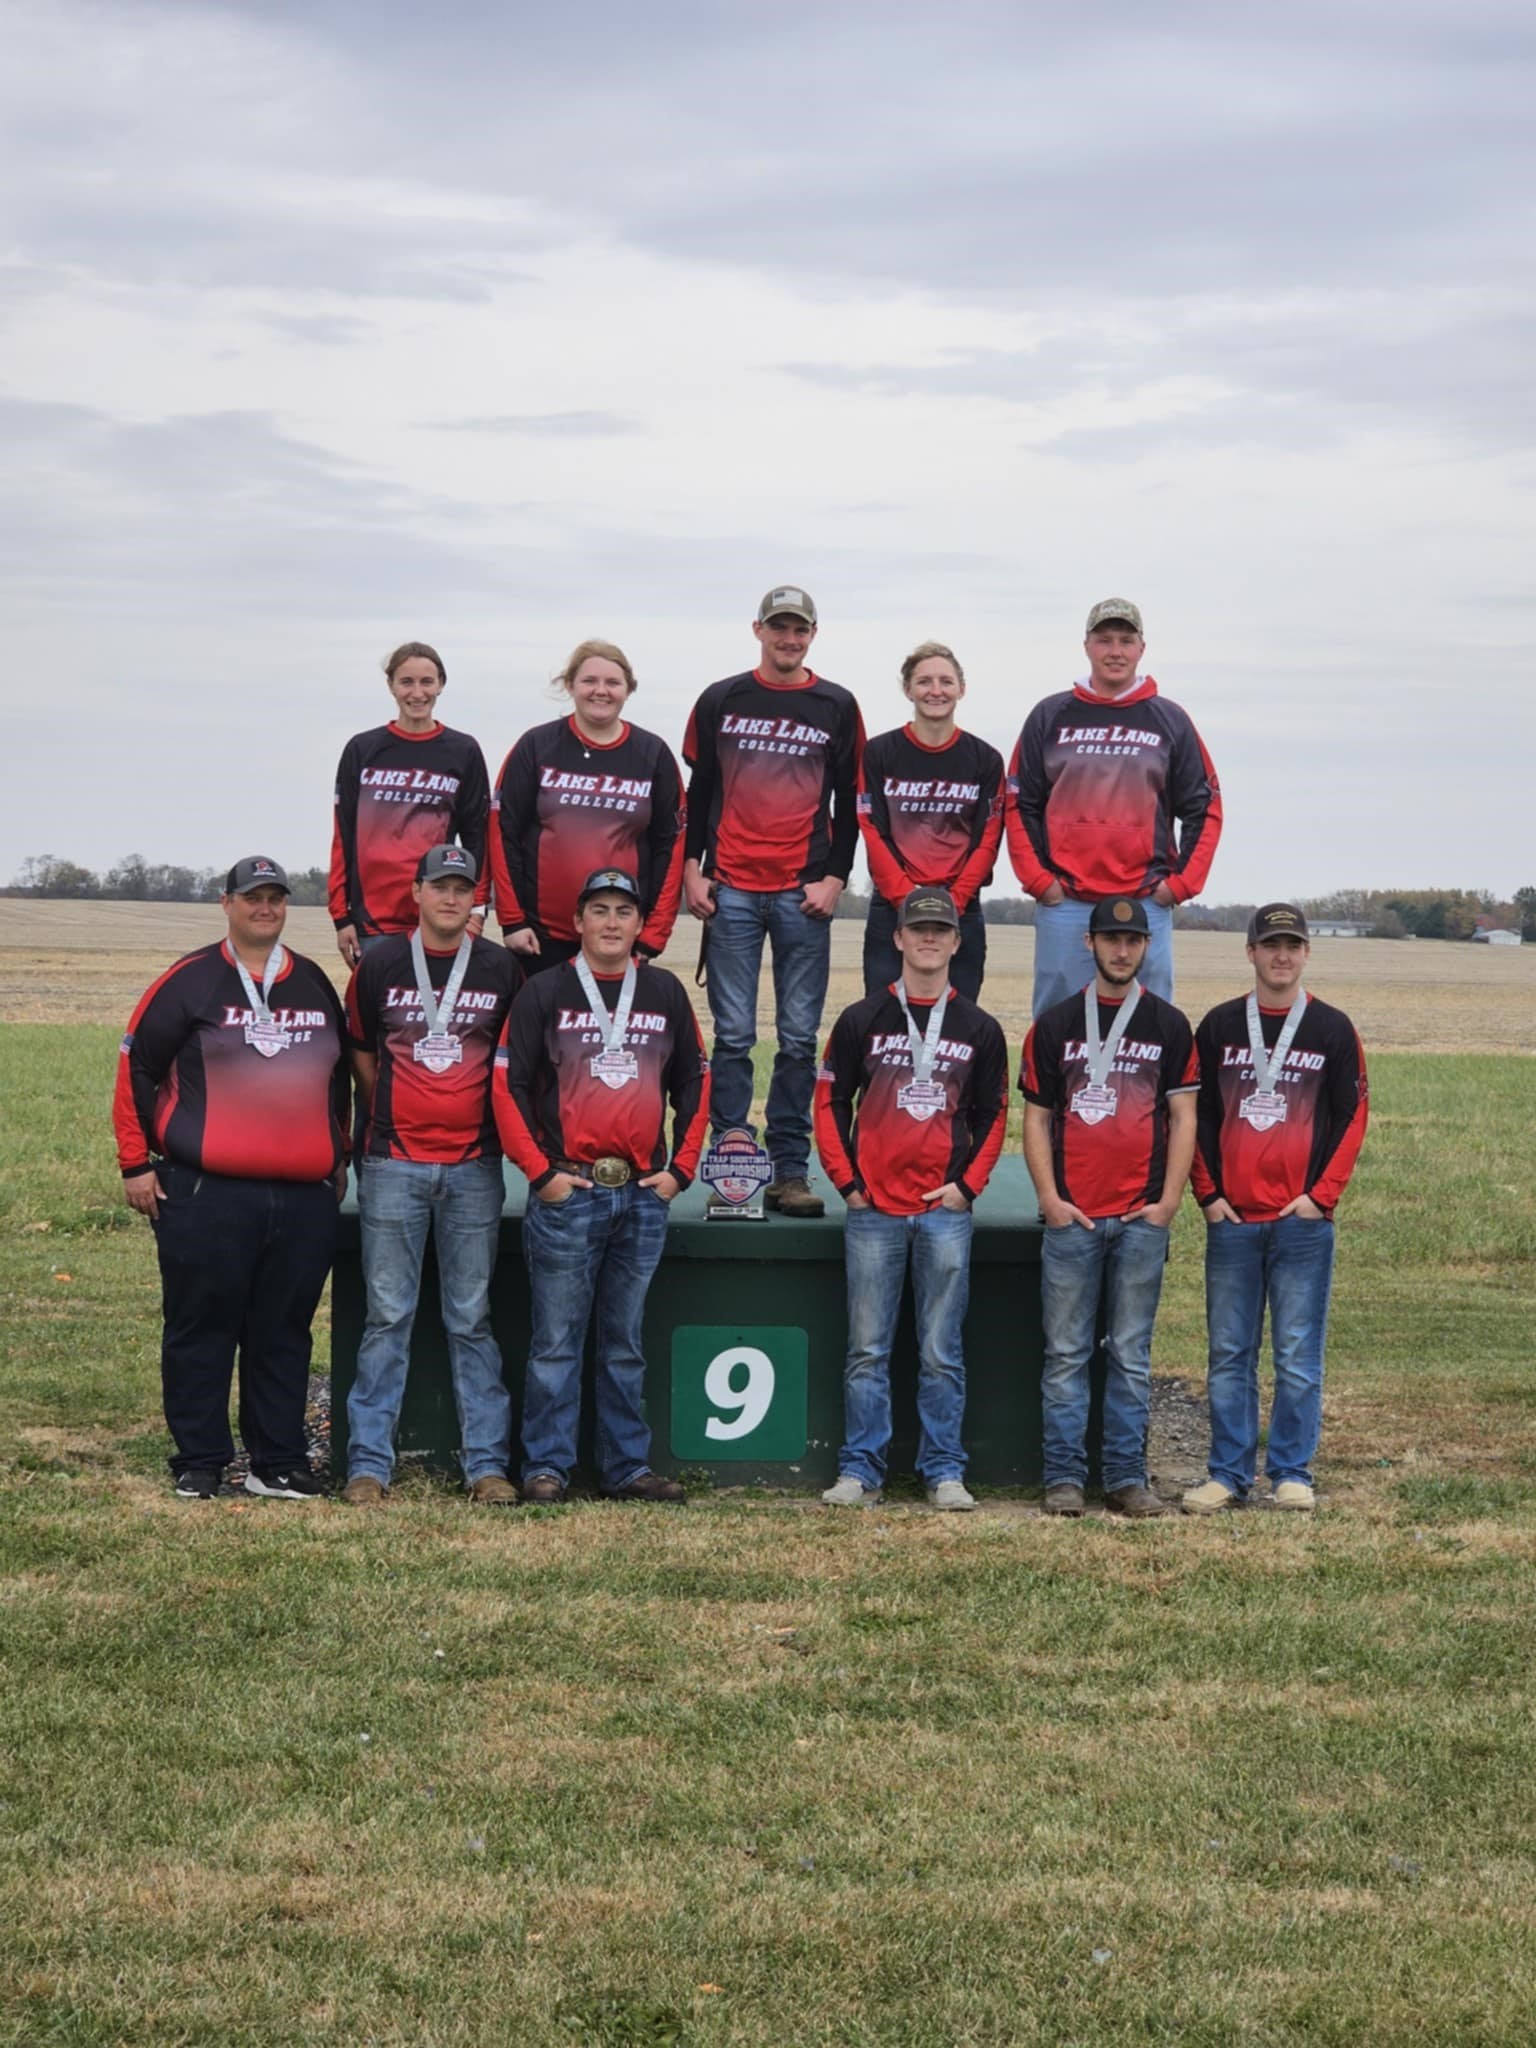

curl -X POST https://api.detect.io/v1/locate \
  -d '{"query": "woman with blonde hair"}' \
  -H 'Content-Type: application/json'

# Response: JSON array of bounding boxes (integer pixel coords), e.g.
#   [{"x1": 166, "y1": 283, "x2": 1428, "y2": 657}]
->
[
  {"x1": 489, "y1": 640, "x2": 685, "y2": 975},
  {"x1": 857, "y1": 640, "x2": 1003, "y2": 1000}
]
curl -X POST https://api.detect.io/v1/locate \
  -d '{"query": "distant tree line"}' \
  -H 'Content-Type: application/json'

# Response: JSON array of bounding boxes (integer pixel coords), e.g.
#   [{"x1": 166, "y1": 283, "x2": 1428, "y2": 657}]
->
[
  {"x1": 4, "y1": 853, "x2": 331, "y2": 907},
  {"x1": 7, "y1": 859, "x2": 1533, "y2": 941}
]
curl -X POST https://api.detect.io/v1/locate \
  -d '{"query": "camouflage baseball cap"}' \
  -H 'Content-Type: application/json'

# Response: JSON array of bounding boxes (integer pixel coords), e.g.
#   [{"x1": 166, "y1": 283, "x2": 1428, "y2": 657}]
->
[
  {"x1": 417, "y1": 843, "x2": 477, "y2": 885},
  {"x1": 1085, "y1": 598, "x2": 1144, "y2": 636},
  {"x1": 224, "y1": 856, "x2": 290, "y2": 896},
  {"x1": 756, "y1": 585, "x2": 817, "y2": 626}
]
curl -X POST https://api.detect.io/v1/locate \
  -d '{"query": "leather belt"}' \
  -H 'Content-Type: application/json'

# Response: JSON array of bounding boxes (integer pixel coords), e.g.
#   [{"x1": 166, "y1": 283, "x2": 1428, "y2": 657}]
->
[{"x1": 554, "y1": 1156, "x2": 633, "y2": 1188}]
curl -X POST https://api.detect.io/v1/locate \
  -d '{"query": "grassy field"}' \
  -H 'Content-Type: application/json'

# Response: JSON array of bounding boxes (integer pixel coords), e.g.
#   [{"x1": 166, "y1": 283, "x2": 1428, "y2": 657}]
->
[{"x1": 2, "y1": 908, "x2": 1535, "y2": 2044}]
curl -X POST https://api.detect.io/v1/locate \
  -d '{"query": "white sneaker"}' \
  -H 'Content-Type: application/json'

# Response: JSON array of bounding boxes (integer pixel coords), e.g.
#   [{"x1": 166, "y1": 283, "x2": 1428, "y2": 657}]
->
[
  {"x1": 1272, "y1": 1480, "x2": 1316, "y2": 1511},
  {"x1": 821, "y1": 1474, "x2": 881, "y2": 1506},
  {"x1": 926, "y1": 1480, "x2": 976, "y2": 1512},
  {"x1": 1182, "y1": 1478, "x2": 1238, "y2": 1516}
]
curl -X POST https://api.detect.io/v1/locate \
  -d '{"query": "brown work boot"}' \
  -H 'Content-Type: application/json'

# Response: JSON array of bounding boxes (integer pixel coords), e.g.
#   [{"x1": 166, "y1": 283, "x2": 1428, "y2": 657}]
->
[
  {"x1": 468, "y1": 1474, "x2": 519, "y2": 1506},
  {"x1": 765, "y1": 1175, "x2": 825, "y2": 1218},
  {"x1": 603, "y1": 1471, "x2": 686, "y2": 1503},
  {"x1": 1105, "y1": 1482, "x2": 1167, "y2": 1518},
  {"x1": 521, "y1": 1473, "x2": 568, "y2": 1505},
  {"x1": 1043, "y1": 1483, "x2": 1085, "y2": 1517},
  {"x1": 341, "y1": 1475, "x2": 387, "y2": 1506}
]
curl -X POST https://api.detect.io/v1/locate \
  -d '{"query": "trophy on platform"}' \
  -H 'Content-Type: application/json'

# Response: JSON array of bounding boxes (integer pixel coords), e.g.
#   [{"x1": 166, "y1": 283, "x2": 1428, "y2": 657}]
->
[{"x1": 700, "y1": 1126, "x2": 773, "y2": 1220}]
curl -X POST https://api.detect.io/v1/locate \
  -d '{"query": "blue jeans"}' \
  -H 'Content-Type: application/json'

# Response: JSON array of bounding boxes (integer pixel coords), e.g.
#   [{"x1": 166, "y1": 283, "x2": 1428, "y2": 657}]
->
[
  {"x1": 704, "y1": 883, "x2": 831, "y2": 1180},
  {"x1": 1040, "y1": 1214, "x2": 1170, "y2": 1491},
  {"x1": 1032, "y1": 897, "x2": 1174, "y2": 1017},
  {"x1": 349, "y1": 1157, "x2": 511, "y2": 1484},
  {"x1": 521, "y1": 1181, "x2": 671, "y2": 1489},
  {"x1": 863, "y1": 896, "x2": 987, "y2": 1002},
  {"x1": 1204, "y1": 1215, "x2": 1336, "y2": 1493},
  {"x1": 839, "y1": 1205, "x2": 973, "y2": 1487}
]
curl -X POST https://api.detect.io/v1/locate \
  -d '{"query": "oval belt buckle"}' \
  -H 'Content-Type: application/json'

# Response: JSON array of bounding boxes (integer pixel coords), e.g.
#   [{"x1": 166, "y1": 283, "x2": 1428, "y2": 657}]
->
[{"x1": 592, "y1": 1156, "x2": 631, "y2": 1188}]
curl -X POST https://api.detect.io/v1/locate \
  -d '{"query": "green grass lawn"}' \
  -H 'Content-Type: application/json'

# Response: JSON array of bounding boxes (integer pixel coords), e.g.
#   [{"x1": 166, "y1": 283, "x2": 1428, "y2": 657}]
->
[{"x1": 3, "y1": 1027, "x2": 1535, "y2": 2046}]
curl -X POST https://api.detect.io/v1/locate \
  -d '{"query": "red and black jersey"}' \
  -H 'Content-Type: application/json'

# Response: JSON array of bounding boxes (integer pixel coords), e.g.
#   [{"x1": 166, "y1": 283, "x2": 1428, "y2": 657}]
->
[
  {"x1": 857, "y1": 725, "x2": 1004, "y2": 911},
  {"x1": 1021, "y1": 986, "x2": 1198, "y2": 1220},
  {"x1": 328, "y1": 722, "x2": 490, "y2": 936},
  {"x1": 1192, "y1": 992, "x2": 1368, "y2": 1221},
  {"x1": 494, "y1": 961, "x2": 710, "y2": 1191},
  {"x1": 1005, "y1": 677, "x2": 1222, "y2": 903},
  {"x1": 346, "y1": 935, "x2": 522, "y2": 1164},
  {"x1": 114, "y1": 942, "x2": 348, "y2": 1182},
  {"x1": 683, "y1": 670, "x2": 864, "y2": 892},
  {"x1": 814, "y1": 986, "x2": 1009, "y2": 1217},
  {"x1": 488, "y1": 717, "x2": 685, "y2": 957}
]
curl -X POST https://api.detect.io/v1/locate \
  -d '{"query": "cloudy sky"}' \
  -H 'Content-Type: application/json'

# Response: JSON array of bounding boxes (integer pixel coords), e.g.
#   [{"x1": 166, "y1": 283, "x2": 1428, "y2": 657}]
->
[{"x1": 5, "y1": 0, "x2": 1533, "y2": 903}]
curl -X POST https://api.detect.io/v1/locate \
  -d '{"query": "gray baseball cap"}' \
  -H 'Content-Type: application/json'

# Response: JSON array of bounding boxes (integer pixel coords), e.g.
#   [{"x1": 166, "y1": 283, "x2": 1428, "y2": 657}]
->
[
  {"x1": 1085, "y1": 598, "x2": 1144, "y2": 636},
  {"x1": 417, "y1": 843, "x2": 477, "y2": 885},
  {"x1": 757, "y1": 585, "x2": 817, "y2": 626},
  {"x1": 577, "y1": 867, "x2": 642, "y2": 908},
  {"x1": 224, "y1": 856, "x2": 290, "y2": 896}
]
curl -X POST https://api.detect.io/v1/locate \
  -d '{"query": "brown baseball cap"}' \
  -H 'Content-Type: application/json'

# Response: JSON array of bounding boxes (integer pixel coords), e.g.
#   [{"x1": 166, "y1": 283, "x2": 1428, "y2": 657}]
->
[
  {"x1": 898, "y1": 885, "x2": 960, "y2": 930},
  {"x1": 1248, "y1": 903, "x2": 1310, "y2": 943},
  {"x1": 756, "y1": 585, "x2": 817, "y2": 626},
  {"x1": 1085, "y1": 598, "x2": 1144, "y2": 636}
]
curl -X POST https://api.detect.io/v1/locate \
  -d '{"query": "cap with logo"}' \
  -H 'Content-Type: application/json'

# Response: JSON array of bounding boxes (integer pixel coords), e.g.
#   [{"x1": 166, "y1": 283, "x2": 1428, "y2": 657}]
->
[
  {"x1": 417, "y1": 843, "x2": 477, "y2": 885},
  {"x1": 1084, "y1": 598, "x2": 1144, "y2": 636},
  {"x1": 898, "y1": 885, "x2": 960, "y2": 931},
  {"x1": 577, "y1": 868, "x2": 642, "y2": 908},
  {"x1": 756, "y1": 585, "x2": 818, "y2": 626},
  {"x1": 225, "y1": 856, "x2": 290, "y2": 897},
  {"x1": 1248, "y1": 902, "x2": 1310, "y2": 944},
  {"x1": 1088, "y1": 895, "x2": 1151, "y2": 936}
]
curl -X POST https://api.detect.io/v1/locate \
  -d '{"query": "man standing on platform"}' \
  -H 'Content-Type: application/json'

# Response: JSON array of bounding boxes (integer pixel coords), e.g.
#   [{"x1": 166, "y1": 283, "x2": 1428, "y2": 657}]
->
[
  {"x1": 114, "y1": 857, "x2": 349, "y2": 1499},
  {"x1": 1006, "y1": 599, "x2": 1222, "y2": 1016},
  {"x1": 1020, "y1": 896, "x2": 1199, "y2": 1518},
  {"x1": 814, "y1": 886, "x2": 1009, "y2": 1510},
  {"x1": 1183, "y1": 904, "x2": 1368, "y2": 1515},
  {"x1": 496, "y1": 869, "x2": 711, "y2": 1503},
  {"x1": 342, "y1": 844, "x2": 523, "y2": 1506},
  {"x1": 682, "y1": 586, "x2": 864, "y2": 1217}
]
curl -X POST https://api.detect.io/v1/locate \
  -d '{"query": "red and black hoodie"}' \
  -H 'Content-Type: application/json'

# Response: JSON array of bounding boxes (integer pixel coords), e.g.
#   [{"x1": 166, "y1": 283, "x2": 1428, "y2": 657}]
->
[
  {"x1": 489, "y1": 717, "x2": 685, "y2": 958},
  {"x1": 857, "y1": 725, "x2": 1004, "y2": 911},
  {"x1": 1192, "y1": 991, "x2": 1368, "y2": 1222},
  {"x1": 115, "y1": 943, "x2": 348, "y2": 1183},
  {"x1": 814, "y1": 985, "x2": 1009, "y2": 1217},
  {"x1": 494, "y1": 960, "x2": 710, "y2": 1192},
  {"x1": 329, "y1": 722, "x2": 490, "y2": 937},
  {"x1": 684, "y1": 670, "x2": 865, "y2": 892},
  {"x1": 1020, "y1": 986, "x2": 1198, "y2": 1220},
  {"x1": 1005, "y1": 677, "x2": 1221, "y2": 902},
  {"x1": 346, "y1": 935, "x2": 523, "y2": 1164}
]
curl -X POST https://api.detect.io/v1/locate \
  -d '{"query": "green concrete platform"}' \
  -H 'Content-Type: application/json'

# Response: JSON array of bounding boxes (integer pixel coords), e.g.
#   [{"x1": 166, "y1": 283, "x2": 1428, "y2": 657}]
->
[{"x1": 331, "y1": 1156, "x2": 1085, "y2": 1489}]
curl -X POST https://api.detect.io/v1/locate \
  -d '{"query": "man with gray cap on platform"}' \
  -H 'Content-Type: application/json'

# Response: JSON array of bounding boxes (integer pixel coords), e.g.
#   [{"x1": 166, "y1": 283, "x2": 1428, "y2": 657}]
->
[
  {"x1": 113, "y1": 857, "x2": 350, "y2": 1498},
  {"x1": 1020, "y1": 894, "x2": 1199, "y2": 1517},
  {"x1": 682, "y1": 586, "x2": 865, "y2": 1217},
  {"x1": 1006, "y1": 599, "x2": 1223, "y2": 1017},
  {"x1": 341, "y1": 843, "x2": 524, "y2": 1506}
]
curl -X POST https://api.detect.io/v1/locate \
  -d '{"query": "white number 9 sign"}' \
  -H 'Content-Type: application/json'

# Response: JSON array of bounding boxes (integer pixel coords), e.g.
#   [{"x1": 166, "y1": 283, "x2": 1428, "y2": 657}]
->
[{"x1": 703, "y1": 1346, "x2": 776, "y2": 1441}]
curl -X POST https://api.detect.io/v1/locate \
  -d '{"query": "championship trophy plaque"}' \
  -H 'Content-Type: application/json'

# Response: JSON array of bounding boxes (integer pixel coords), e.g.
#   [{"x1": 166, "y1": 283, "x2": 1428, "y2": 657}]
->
[{"x1": 699, "y1": 1126, "x2": 773, "y2": 1220}]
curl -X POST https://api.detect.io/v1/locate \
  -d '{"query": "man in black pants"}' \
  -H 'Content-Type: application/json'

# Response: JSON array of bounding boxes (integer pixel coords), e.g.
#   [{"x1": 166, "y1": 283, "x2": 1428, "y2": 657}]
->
[{"x1": 114, "y1": 857, "x2": 350, "y2": 1498}]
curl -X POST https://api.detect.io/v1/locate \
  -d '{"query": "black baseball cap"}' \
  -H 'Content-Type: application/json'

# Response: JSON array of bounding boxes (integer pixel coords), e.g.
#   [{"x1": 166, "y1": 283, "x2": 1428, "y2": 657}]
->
[
  {"x1": 577, "y1": 868, "x2": 641, "y2": 908},
  {"x1": 898, "y1": 886, "x2": 960, "y2": 930},
  {"x1": 224, "y1": 856, "x2": 290, "y2": 896},
  {"x1": 1088, "y1": 895, "x2": 1150, "y2": 935},
  {"x1": 417, "y1": 843, "x2": 477, "y2": 885},
  {"x1": 1248, "y1": 903, "x2": 1309, "y2": 944}
]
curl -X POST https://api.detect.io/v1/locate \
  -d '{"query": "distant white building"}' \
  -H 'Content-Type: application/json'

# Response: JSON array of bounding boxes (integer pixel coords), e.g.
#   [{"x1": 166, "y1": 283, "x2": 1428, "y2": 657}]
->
[
  {"x1": 1473, "y1": 926, "x2": 1522, "y2": 946},
  {"x1": 1310, "y1": 920, "x2": 1373, "y2": 938}
]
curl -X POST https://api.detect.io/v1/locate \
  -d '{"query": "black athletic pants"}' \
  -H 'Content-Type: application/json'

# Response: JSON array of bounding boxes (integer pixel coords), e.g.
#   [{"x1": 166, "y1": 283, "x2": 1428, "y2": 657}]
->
[{"x1": 152, "y1": 1165, "x2": 338, "y2": 1478}]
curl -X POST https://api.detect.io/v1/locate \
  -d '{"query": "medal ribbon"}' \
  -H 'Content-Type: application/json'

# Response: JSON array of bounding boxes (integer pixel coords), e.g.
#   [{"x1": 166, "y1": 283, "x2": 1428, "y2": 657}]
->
[
  {"x1": 1083, "y1": 982, "x2": 1142, "y2": 1089},
  {"x1": 894, "y1": 982, "x2": 951, "y2": 1084},
  {"x1": 575, "y1": 957, "x2": 638, "y2": 1054},
  {"x1": 411, "y1": 929, "x2": 474, "y2": 1037},
  {"x1": 1245, "y1": 990, "x2": 1308, "y2": 1093},
  {"x1": 231, "y1": 943, "x2": 286, "y2": 1025}
]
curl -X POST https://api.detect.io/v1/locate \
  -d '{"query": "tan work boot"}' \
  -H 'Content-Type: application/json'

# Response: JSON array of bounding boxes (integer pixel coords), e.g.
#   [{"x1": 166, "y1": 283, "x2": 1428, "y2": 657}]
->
[
  {"x1": 341, "y1": 1475, "x2": 386, "y2": 1506},
  {"x1": 468, "y1": 1474, "x2": 519, "y2": 1506},
  {"x1": 1182, "y1": 1479, "x2": 1238, "y2": 1516},
  {"x1": 765, "y1": 1175, "x2": 825, "y2": 1218}
]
